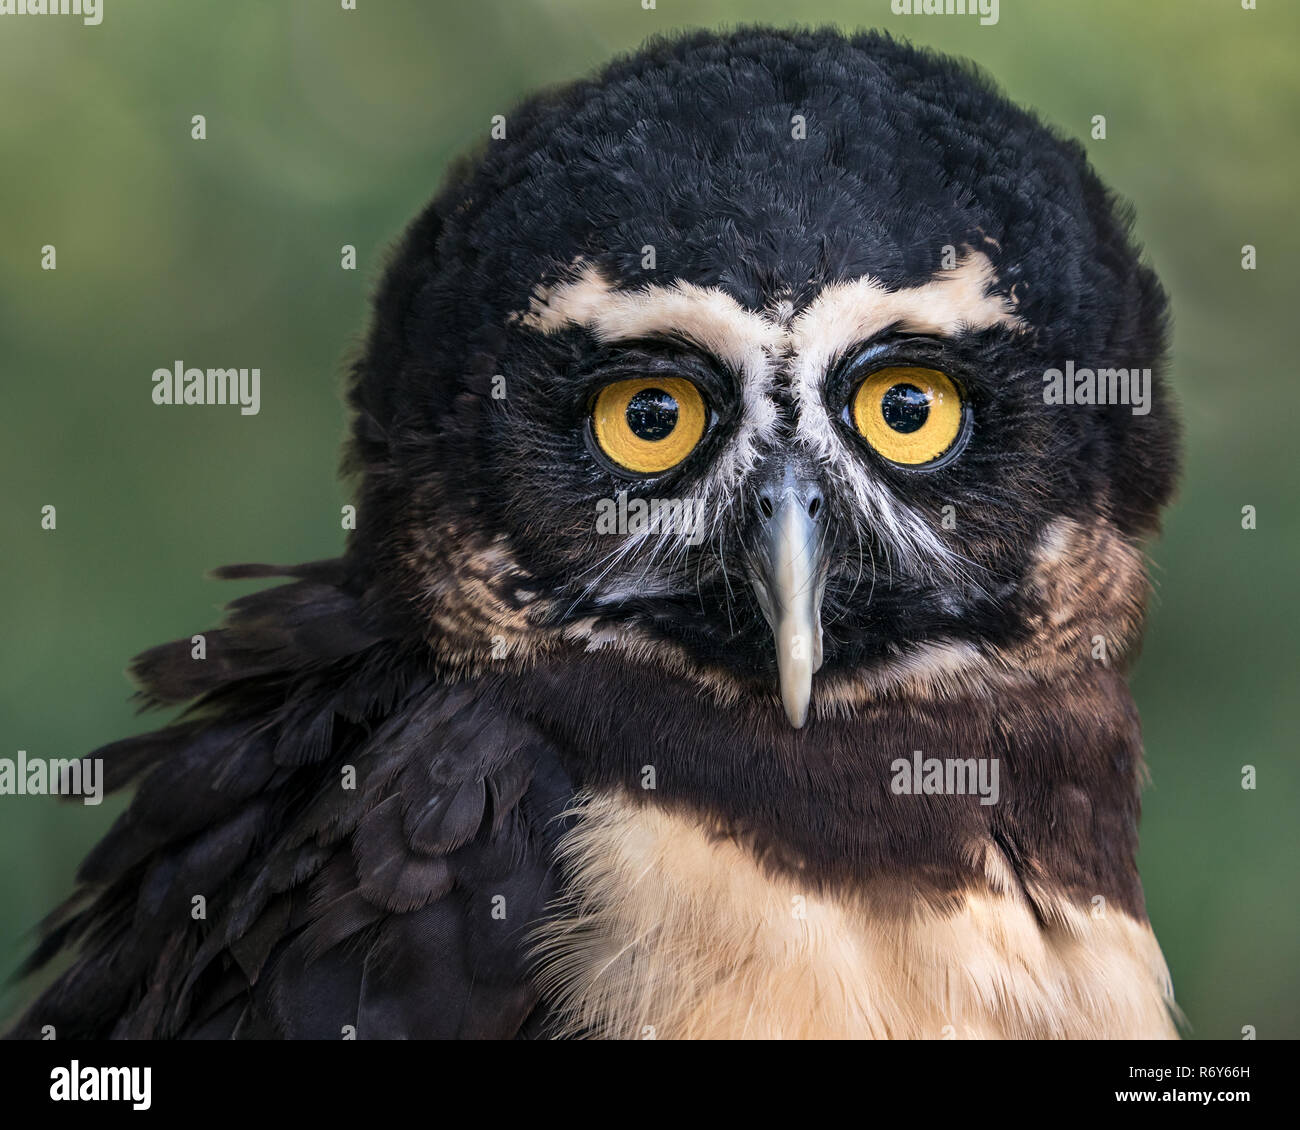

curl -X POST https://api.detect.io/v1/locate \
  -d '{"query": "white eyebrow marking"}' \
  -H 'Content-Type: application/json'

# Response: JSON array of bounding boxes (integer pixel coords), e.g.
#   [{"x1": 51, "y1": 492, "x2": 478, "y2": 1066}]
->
[
  {"x1": 788, "y1": 251, "x2": 1021, "y2": 364},
  {"x1": 517, "y1": 260, "x2": 784, "y2": 372},
  {"x1": 513, "y1": 252, "x2": 1023, "y2": 586}
]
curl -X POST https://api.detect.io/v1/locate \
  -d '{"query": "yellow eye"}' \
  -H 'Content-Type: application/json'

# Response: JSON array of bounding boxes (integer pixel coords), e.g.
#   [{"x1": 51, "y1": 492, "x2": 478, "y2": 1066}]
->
[
  {"x1": 591, "y1": 377, "x2": 707, "y2": 473},
  {"x1": 850, "y1": 366, "x2": 965, "y2": 466}
]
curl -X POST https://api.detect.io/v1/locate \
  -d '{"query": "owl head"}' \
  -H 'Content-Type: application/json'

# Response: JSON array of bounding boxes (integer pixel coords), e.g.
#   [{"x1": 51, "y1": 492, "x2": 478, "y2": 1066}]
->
[{"x1": 344, "y1": 27, "x2": 1179, "y2": 728}]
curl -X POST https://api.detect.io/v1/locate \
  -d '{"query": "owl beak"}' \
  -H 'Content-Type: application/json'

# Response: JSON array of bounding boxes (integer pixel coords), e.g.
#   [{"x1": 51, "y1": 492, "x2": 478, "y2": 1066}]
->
[{"x1": 745, "y1": 472, "x2": 827, "y2": 729}]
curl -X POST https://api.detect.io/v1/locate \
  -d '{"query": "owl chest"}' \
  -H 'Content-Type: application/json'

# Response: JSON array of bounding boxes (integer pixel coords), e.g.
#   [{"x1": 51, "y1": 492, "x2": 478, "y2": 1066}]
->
[{"x1": 534, "y1": 791, "x2": 1178, "y2": 1040}]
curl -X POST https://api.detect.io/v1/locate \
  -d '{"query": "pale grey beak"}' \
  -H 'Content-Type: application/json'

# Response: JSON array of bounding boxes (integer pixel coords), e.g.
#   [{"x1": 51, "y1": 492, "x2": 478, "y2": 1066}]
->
[{"x1": 745, "y1": 474, "x2": 827, "y2": 728}]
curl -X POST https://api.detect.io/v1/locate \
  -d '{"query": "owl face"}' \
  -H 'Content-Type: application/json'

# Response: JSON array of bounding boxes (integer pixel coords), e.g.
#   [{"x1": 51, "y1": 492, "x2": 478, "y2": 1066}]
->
[{"x1": 348, "y1": 31, "x2": 1178, "y2": 725}]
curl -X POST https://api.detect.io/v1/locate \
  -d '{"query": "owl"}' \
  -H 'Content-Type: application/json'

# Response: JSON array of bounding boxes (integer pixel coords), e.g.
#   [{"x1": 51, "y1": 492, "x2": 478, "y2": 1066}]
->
[{"x1": 12, "y1": 27, "x2": 1181, "y2": 1040}]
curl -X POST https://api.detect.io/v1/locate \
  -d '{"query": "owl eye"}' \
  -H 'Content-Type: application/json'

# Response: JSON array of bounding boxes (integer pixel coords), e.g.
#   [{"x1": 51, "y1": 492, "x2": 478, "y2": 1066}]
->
[
  {"x1": 591, "y1": 377, "x2": 707, "y2": 473},
  {"x1": 849, "y1": 366, "x2": 965, "y2": 466}
]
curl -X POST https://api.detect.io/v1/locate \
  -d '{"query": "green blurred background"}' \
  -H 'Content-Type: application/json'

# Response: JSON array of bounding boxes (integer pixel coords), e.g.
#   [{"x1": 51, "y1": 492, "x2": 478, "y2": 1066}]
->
[{"x1": 2, "y1": 0, "x2": 1296, "y2": 1038}]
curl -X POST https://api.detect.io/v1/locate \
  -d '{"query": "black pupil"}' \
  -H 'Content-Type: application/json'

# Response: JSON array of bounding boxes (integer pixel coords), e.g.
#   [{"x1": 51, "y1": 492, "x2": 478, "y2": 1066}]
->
[
  {"x1": 626, "y1": 388, "x2": 678, "y2": 441},
  {"x1": 880, "y1": 383, "x2": 930, "y2": 433}
]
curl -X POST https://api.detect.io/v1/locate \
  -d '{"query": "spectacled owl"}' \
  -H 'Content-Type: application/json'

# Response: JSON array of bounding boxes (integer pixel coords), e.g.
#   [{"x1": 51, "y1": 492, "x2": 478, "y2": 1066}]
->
[{"x1": 11, "y1": 27, "x2": 1182, "y2": 1040}]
